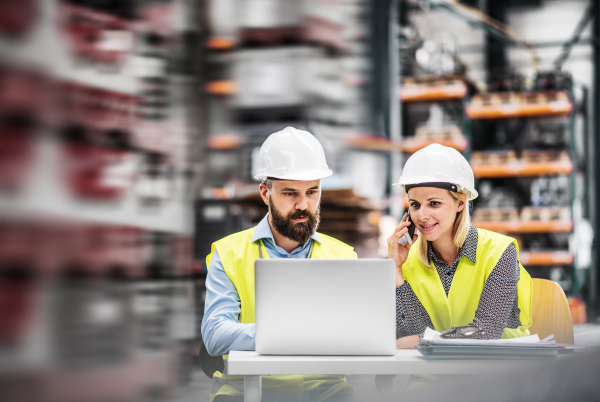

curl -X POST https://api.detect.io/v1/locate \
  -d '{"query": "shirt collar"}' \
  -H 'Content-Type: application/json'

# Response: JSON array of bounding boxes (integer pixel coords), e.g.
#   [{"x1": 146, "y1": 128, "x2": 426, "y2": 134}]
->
[
  {"x1": 427, "y1": 225, "x2": 478, "y2": 264},
  {"x1": 462, "y1": 225, "x2": 478, "y2": 263},
  {"x1": 251, "y1": 213, "x2": 321, "y2": 245}
]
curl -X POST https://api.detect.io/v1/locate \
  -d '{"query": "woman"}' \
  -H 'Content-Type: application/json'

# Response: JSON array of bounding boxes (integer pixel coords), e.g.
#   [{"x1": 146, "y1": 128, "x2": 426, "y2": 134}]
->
[{"x1": 388, "y1": 144, "x2": 532, "y2": 349}]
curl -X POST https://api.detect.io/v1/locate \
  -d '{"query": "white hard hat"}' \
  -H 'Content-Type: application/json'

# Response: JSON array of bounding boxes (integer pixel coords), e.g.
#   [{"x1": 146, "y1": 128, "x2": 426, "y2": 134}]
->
[
  {"x1": 393, "y1": 143, "x2": 478, "y2": 201},
  {"x1": 254, "y1": 127, "x2": 333, "y2": 181}
]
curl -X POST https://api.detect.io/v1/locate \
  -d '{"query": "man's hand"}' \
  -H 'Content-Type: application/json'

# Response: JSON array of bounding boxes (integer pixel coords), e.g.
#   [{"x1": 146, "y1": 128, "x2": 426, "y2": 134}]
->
[{"x1": 387, "y1": 212, "x2": 418, "y2": 287}]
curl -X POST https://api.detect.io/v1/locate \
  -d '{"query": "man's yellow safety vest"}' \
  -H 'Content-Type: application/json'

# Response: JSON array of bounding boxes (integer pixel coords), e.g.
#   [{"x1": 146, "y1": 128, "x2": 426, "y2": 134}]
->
[
  {"x1": 402, "y1": 228, "x2": 533, "y2": 339},
  {"x1": 205, "y1": 227, "x2": 357, "y2": 402}
]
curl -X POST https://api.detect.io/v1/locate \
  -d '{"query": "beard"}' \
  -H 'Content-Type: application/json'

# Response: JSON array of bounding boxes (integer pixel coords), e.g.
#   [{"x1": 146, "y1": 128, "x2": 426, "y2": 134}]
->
[{"x1": 269, "y1": 197, "x2": 320, "y2": 245}]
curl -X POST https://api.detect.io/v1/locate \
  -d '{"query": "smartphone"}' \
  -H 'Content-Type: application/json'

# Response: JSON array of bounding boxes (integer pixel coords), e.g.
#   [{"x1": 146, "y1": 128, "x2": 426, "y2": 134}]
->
[{"x1": 398, "y1": 214, "x2": 416, "y2": 246}]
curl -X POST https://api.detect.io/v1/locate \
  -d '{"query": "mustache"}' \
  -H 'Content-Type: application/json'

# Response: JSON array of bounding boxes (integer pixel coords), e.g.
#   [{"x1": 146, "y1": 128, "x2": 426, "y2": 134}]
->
[{"x1": 288, "y1": 210, "x2": 309, "y2": 220}]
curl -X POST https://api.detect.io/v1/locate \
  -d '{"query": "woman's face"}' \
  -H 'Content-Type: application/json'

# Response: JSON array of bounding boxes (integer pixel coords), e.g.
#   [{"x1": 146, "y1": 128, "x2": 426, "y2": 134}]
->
[{"x1": 407, "y1": 187, "x2": 466, "y2": 243}]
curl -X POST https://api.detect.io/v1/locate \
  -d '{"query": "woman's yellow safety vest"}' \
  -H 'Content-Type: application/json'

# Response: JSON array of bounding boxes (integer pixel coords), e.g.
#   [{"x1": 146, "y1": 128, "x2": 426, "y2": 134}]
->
[
  {"x1": 205, "y1": 227, "x2": 357, "y2": 401},
  {"x1": 402, "y1": 228, "x2": 533, "y2": 339}
]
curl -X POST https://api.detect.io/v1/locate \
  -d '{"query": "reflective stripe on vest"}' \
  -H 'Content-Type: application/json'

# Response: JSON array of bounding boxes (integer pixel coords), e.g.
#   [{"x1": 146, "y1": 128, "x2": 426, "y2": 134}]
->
[
  {"x1": 206, "y1": 227, "x2": 357, "y2": 400},
  {"x1": 402, "y1": 228, "x2": 533, "y2": 339}
]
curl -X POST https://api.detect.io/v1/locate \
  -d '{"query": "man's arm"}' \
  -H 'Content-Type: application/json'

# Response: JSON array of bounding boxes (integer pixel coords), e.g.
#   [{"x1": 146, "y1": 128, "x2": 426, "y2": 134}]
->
[{"x1": 201, "y1": 250, "x2": 255, "y2": 356}]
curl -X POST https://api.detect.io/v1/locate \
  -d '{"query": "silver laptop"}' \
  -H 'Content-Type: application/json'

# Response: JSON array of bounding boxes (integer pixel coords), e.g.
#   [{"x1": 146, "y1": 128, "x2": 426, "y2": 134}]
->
[{"x1": 255, "y1": 259, "x2": 396, "y2": 356}]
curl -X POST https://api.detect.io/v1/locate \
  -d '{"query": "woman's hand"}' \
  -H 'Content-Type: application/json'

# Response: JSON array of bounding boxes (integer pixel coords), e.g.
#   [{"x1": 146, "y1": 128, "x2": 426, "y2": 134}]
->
[
  {"x1": 396, "y1": 335, "x2": 420, "y2": 349},
  {"x1": 387, "y1": 212, "x2": 418, "y2": 288}
]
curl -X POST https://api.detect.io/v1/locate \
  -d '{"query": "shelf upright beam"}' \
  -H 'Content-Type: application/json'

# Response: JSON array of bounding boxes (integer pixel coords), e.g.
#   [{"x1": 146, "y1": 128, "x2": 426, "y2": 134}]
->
[
  {"x1": 592, "y1": 0, "x2": 600, "y2": 319},
  {"x1": 193, "y1": 0, "x2": 212, "y2": 198},
  {"x1": 370, "y1": 0, "x2": 402, "y2": 220},
  {"x1": 483, "y1": 0, "x2": 508, "y2": 77}
]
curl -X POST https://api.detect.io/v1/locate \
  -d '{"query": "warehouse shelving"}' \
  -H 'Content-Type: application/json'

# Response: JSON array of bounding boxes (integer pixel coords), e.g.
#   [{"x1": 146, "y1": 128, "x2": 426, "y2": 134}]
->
[
  {"x1": 401, "y1": 79, "x2": 468, "y2": 102},
  {"x1": 205, "y1": 133, "x2": 243, "y2": 150},
  {"x1": 345, "y1": 134, "x2": 404, "y2": 152},
  {"x1": 196, "y1": 0, "x2": 379, "y2": 262},
  {"x1": 0, "y1": 3, "x2": 193, "y2": 234},
  {"x1": 470, "y1": 219, "x2": 574, "y2": 234},
  {"x1": 401, "y1": 196, "x2": 410, "y2": 209},
  {"x1": 400, "y1": 76, "x2": 471, "y2": 165},
  {"x1": 519, "y1": 251, "x2": 575, "y2": 266},
  {"x1": 0, "y1": 1, "x2": 199, "y2": 399},
  {"x1": 471, "y1": 159, "x2": 574, "y2": 178},
  {"x1": 206, "y1": 37, "x2": 237, "y2": 50},
  {"x1": 465, "y1": 83, "x2": 585, "y2": 298},
  {"x1": 465, "y1": 91, "x2": 573, "y2": 119},
  {"x1": 345, "y1": 133, "x2": 468, "y2": 153},
  {"x1": 205, "y1": 80, "x2": 236, "y2": 95},
  {"x1": 400, "y1": 137, "x2": 469, "y2": 153}
]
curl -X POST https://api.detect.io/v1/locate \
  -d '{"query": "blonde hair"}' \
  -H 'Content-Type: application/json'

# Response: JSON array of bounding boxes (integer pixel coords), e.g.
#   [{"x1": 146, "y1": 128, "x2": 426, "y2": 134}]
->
[{"x1": 415, "y1": 190, "x2": 471, "y2": 268}]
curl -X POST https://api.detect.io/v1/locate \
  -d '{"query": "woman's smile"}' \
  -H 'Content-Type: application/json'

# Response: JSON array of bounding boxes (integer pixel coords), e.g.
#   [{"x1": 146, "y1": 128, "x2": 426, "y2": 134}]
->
[{"x1": 419, "y1": 222, "x2": 438, "y2": 232}]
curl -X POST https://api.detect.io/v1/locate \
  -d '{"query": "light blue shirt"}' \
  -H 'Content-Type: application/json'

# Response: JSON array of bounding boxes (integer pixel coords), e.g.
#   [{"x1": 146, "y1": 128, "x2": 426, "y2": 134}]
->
[{"x1": 201, "y1": 213, "x2": 321, "y2": 356}]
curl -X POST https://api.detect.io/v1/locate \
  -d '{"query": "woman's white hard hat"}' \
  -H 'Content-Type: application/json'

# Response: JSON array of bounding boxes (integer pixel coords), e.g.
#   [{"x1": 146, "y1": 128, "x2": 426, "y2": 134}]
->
[
  {"x1": 254, "y1": 126, "x2": 333, "y2": 181},
  {"x1": 393, "y1": 143, "x2": 478, "y2": 201}
]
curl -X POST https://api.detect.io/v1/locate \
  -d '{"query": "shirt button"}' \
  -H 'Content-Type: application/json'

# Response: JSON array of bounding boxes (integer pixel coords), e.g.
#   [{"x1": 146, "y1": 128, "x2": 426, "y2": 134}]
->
[{"x1": 287, "y1": 254, "x2": 291, "y2": 258}]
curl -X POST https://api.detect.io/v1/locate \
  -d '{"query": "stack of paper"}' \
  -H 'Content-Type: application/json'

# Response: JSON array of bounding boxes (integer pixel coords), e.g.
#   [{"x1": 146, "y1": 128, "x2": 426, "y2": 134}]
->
[{"x1": 417, "y1": 328, "x2": 560, "y2": 358}]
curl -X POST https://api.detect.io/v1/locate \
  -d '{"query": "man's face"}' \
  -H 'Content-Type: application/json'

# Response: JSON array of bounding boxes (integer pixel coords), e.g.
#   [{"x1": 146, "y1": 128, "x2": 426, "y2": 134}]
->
[{"x1": 260, "y1": 179, "x2": 321, "y2": 245}]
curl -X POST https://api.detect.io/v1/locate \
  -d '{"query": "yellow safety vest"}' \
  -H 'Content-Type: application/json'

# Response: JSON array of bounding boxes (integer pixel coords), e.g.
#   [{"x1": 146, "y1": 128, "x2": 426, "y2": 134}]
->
[
  {"x1": 205, "y1": 227, "x2": 357, "y2": 401},
  {"x1": 402, "y1": 228, "x2": 532, "y2": 339}
]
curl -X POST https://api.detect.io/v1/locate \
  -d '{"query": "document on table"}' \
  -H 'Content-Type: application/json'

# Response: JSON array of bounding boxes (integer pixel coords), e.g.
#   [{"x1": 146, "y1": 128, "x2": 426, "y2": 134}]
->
[
  {"x1": 417, "y1": 328, "x2": 560, "y2": 358},
  {"x1": 420, "y1": 328, "x2": 558, "y2": 348}
]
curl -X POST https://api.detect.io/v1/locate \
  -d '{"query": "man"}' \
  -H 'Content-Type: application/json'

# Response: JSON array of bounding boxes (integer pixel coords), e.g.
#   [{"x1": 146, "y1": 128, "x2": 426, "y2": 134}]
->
[{"x1": 201, "y1": 127, "x2": 357, "y2": 402}]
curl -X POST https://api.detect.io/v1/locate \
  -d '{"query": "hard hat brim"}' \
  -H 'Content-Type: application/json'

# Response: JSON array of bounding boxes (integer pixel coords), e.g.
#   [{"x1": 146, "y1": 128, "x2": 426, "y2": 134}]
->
[
  {"x1": 254, "y1": 169, "x2": 333, "y2": 182},
  {"x1": 393, "y1": 181, "x2": 479, "y2": 201}
]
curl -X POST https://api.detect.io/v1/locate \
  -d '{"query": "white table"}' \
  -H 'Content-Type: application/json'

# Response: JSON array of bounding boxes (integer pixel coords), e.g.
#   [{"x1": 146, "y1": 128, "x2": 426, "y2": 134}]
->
[{"x1": 227, "y1": 350, "x2": 565, "y2": 402}]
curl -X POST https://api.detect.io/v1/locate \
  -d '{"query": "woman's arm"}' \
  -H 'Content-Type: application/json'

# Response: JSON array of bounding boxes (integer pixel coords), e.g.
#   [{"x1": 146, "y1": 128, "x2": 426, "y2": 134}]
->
[
  {"x1": 396, "y1": 282, "x2": 434, "y2": 340},
  {"x1": 396, "y1": 335, "x2": 420, "y2": 349},
  {"x1": 470, "y1": 243, "x2": 520, "y2": 339}
]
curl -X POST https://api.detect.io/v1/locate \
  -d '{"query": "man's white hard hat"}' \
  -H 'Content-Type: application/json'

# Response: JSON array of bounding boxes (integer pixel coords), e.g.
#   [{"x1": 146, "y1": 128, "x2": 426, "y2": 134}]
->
[
  {"x1": 254, "y1": 126, "x2": 333, "y2": 181},
  {"x1": 393, "y1": 143, "x2": 478, "y2": 201}
]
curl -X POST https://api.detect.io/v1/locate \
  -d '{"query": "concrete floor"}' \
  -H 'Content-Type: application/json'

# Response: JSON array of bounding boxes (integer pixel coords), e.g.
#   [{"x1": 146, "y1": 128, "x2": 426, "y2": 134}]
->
[{"x1": 174, "y1": 324, "x2": 600, "y2": 402}]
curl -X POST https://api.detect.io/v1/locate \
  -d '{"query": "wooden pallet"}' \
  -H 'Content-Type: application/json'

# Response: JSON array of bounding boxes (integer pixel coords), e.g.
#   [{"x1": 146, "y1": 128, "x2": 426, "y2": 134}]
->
[
  {"x1": 466, "y1": 91, "x2": 572, "y2": 119},
  {"x1": 471, "y1": 151, "x2": 517, "y2": 165},
  {"x1": 414, "y1": 125, "x2": 463, "y2": 141},
  {"x1": 520, "y1": 206, "x2": 571, "y2": 221},
  {"x1": 472, "y1": 208, "x2": 520, "y2": 222}
]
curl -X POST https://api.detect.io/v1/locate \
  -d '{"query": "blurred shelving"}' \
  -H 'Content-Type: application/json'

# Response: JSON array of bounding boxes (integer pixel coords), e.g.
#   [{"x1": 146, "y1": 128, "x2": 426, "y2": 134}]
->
[
  {"x1": 466, "y1": 91, "x2": 572, "y2": 119},
  {"x1": 471, "y1": 219, "x2": 574, "y2": 233},
  {"x1": 401, "y1": 80, "x2": 468, "y2": 102},
  {"x1": 346, "y1": 134, "x2": 467, "y2": 153},
  {"x1": 400, "y1": 76, "x2": 469, "y2": 170},
  {"x1": 471, "y1": 159, "x2": 574, "y2": 178},
  {"x1": 0, "y1": 0, "x2": 201, "y2": 400},
  {"x1": 400, "y1": 75, "x2": 468, "y2": 102},
  {"x1": 519, "y1": 251, "x2": 575, "y2": 266},
  {"x1": 401, "y1": 137, "x2": 468, "y2": 153},
  {"x1": 345, "y1": 134, "x2": 404, "y2": 152},
  {"x1": 206, "y1": 36, "x2": 237, "y2": 50},
  {"x1": 205, "y1": 80, "x2": 236, "y2": 95},
  {"x1": 401, "y1": 196, "x2": 409, "y2": 209},
  {"x1": 206, "y1": 133, "x2": 243, "y2": 150}
]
